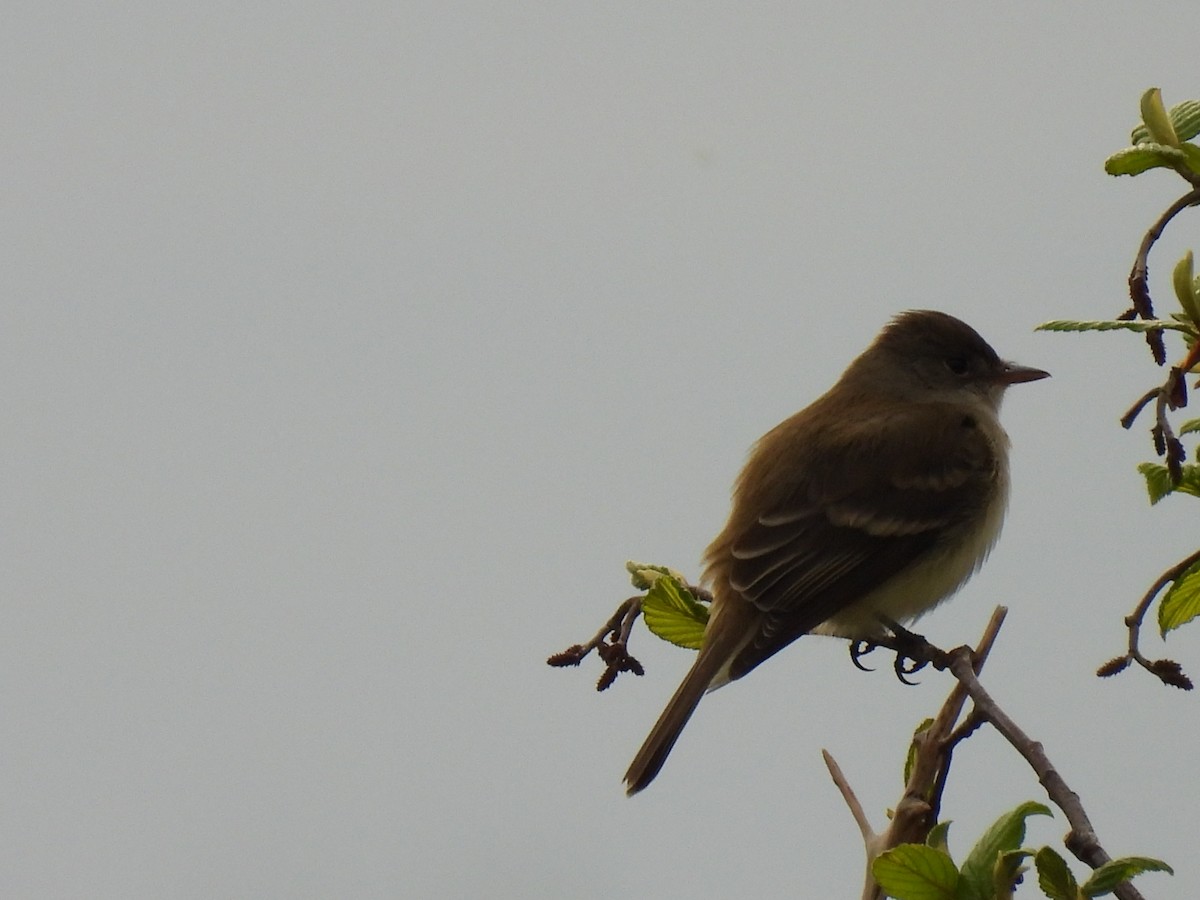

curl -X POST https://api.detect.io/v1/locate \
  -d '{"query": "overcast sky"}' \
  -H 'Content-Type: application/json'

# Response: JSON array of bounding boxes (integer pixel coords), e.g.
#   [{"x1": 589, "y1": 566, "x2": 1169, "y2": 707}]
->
[{"x1": 4, "y1": 3, "x2": 1200, "y2": 898}]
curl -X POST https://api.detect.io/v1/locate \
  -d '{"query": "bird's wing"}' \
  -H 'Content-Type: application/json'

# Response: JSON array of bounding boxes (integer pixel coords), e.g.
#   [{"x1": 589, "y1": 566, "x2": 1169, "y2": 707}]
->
[{"x1": 725, "y1": 402, "x2": 998, "y2": 679}]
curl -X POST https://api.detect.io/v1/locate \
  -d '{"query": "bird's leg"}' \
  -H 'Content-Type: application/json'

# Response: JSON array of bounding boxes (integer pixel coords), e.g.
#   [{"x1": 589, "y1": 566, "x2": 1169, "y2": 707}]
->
[{"x1": 847, "y1": 618, "x2": 951, "y2": 685}]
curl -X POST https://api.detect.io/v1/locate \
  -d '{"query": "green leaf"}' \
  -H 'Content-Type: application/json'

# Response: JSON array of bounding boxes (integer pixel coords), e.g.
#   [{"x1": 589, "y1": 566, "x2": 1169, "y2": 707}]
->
[
  {"x1": 1035, "y1": 318, "x2": 1186, "y2": 334},
  {"x1": 1169, "y1": 309, "x2": 1200, "y2": 328},
  {"x1": 625, "y1": 560, "x2": 687, "y2": 591},
  {"x1": 993, "y1": 849, "x2": 1033, "y2": 897},
  {"x1": 1172, "y1": 251, "x2": 1200, "y2": 326},
  {"x1": 640, "y1": 573, "x2": 708, "y2": 649},
  {"x1": 1178, "y1": 418, "x2": 1200, "y2": 436},
  {"x1": 1159, "y1": 558, "x2": 1200, "y2": 636},
  {"x1": 1135, "y1": 99, "x2": 1200, "y2": 144},
  {"x1": 1034, "y1": 847, "x2": 1079, "y2": 900},
  {"x1": 1138, "y1": 462, "x2": 1173, "y2": 504},
  {"x1": 1104, "y1": 143, "x2": 1186, "y2": 176},
  {"x1": 1169, "y1": 100, "x2": 1200, "y2": 142},
  {"x1": 959, "y1": 802, "x2": 1051, "y2": 900},
  {"x1": 872, "y1": 845, "x2": 960, "y2": 900},
  {"x1": 1181, "y1": 143, "x2": 1200, "y2": 176},
  {"x1": 1081, "y1": 856, "x2": 1173, "y2": 896},
  {"x1": 1137, "y1": 462, "x2": 1200, "y2": 504},
  {"x1": 904, "y1": 718, "x2": 935, "y2": 784},
  {"x1": 926, "y1": 821, "x2": 953, "y2": 856},
  {"x1": 1139, "y1": 88, "x2": 1181, "y2": 147}
]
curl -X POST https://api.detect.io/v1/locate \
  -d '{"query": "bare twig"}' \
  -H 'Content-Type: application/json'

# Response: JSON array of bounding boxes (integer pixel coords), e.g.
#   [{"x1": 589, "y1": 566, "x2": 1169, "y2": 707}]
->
[
  {"x1": 1120, "y1": 387, "x2": 1161, "y2": 430},
  {"x1": 832, "y1": 608, "x2": 1005, "y2": 900},
  {"x1": 1128, "y1": 186, "x2": 1200, "y2": 363},
  {"x1": 822, "y1": 751, "x2": 874, "y2": 848},
  {"x1": 1099, "y1": 548, "x2": 1200, "y2": 690},
  {"x1": 546, "y1": 596, "x2": 645, "y2": 690},
  {"x1": 1158, "y1": 373, "x2": 1188, "y2": 482},
  {"x1": 945, "y1": 651, "x2": 1147, "y2": 900},
  {"x1": 831, "y1": 607, "x2": 1151, "y2": 900},
  {"x1": 1119, "y1": 373, "x2": 1188, "y2": 482}
]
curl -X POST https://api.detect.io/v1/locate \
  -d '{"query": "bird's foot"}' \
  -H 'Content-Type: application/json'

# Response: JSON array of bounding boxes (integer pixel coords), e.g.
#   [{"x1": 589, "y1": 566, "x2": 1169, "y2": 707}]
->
[{"x1": 849, "y1": 618, "x2": 950, "y2": 685}]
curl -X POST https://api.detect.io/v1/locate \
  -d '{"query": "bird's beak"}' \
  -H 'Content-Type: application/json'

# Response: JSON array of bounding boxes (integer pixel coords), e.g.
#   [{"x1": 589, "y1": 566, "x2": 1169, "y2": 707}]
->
[{"x1": 996, "y1": 361, "x2": 1051, "y2": 385}]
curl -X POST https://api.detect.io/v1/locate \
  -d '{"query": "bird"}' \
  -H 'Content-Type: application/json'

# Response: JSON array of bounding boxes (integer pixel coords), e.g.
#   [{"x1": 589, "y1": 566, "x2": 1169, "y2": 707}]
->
[{"x1": 623, "y1": 310, "x2": 1049, "y2": 795}]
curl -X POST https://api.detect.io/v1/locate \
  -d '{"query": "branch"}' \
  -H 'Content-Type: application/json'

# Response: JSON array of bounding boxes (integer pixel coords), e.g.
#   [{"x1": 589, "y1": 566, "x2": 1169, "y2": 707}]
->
[
  {"x1": 820, "y1": 748, "x2": 878, "y2": 854},
  {"x1": 1128, "y1": 186, "x2": 1200, "y2": 363},
  {"x1": 1098, "y1": 548, "x2": 1200, "y2": 690},
  {"x1": 546, "y1": 596, "x2": 645, "y2": 690},
  {"x1": 1118, "y1": 369, "x2": 1188, "y2": 483},
  {"x1": 831, "y1": 608, "x2": 1006, "y2": 900},
  {"x1": 945, "y1": 651, "x2": 1147, "y2": 900},
  {"x1": 831, "y1": 609, "x2": 1151, "y2": 900},
  {"x1": 1119, "y1": 388, "x2": 1160, "y2": 430}
]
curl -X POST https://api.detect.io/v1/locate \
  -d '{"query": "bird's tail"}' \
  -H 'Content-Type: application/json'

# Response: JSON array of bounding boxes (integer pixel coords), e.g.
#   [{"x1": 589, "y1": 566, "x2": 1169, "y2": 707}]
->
[{"x1": 623, "y1": 619, "x2": 747, "y2": 795}]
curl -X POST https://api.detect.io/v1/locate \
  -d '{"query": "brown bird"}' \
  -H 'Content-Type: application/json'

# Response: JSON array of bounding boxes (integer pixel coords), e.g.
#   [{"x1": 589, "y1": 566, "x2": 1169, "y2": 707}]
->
[{"x1": 624, "y1": 310, "x2": 1048, "y2": 794}]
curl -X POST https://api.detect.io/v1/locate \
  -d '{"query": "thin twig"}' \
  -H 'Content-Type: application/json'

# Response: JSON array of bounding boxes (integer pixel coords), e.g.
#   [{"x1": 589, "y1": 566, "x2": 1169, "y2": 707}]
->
[
  {"x1": 1156, "y1": 375, "x2": 1188, "y2": 482},
  {"x1": 1127, "y1": 548, "x2": 1200, "y2": 647},
  {"x1": 1128, "y1": 187, "x2": 1200, "y2": 363},
  {"x1": 917, "y1": 608, "x2": 1006, "y2": 824},
  {"x1": 835, "y1": 608, "x2": 1005, "y2": 900},
  {"x1": 945, "y1": 652, "x2": 1147, "y2": 900},
  {"x1": 822, "y1": 751, "x2": 874, "y2": 847},
  {"x1": 943, "y1": 708, "x2": 985, "y2": 750},
  {"x1": 546, "y1": 596, "x2": 645, "y2": 690},
  {"x1": 835, "y1": 609, "x2": 1150, "y2": 900},
  {"x1": 1102, "y1": 547, "x2": 1200, "y2": 689},
  {"x1": 1120, "y1": 388, "x2": 1160, "y2": 430},
  {"x1": 1119, "y1": 376, "x2": 1187, "y2": 480}
]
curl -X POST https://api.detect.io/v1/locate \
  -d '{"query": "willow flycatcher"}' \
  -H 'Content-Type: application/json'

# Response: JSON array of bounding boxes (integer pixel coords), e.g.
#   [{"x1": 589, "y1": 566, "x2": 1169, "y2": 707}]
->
[{"x1": 624, "y1": 310, "x2": 1048, "y2": 794}]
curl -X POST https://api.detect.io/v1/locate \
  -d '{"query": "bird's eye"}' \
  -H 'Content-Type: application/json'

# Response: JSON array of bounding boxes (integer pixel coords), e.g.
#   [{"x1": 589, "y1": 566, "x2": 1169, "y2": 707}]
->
[{"x1": 945, "y1": 356, "x2": 970, "y2": 375}]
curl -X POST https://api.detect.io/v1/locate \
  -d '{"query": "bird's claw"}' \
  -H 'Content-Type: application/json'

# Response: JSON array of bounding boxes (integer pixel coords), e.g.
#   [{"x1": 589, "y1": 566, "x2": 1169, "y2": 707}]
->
[
  {"x1": 849, "y1": 640, "x2": 876, "y2": 672},
  {"x1": 846, "y1": 618, "x2": 946, "y2": 685},
  {"x1": 893, "y1": 652, "x2": 929, "y2": 685}
]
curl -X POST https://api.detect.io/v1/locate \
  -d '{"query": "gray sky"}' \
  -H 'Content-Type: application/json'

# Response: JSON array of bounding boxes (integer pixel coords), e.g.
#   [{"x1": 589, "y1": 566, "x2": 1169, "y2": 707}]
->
[{"x1": 4, "y1": 3, "x2": 1199, "y2": 898}]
